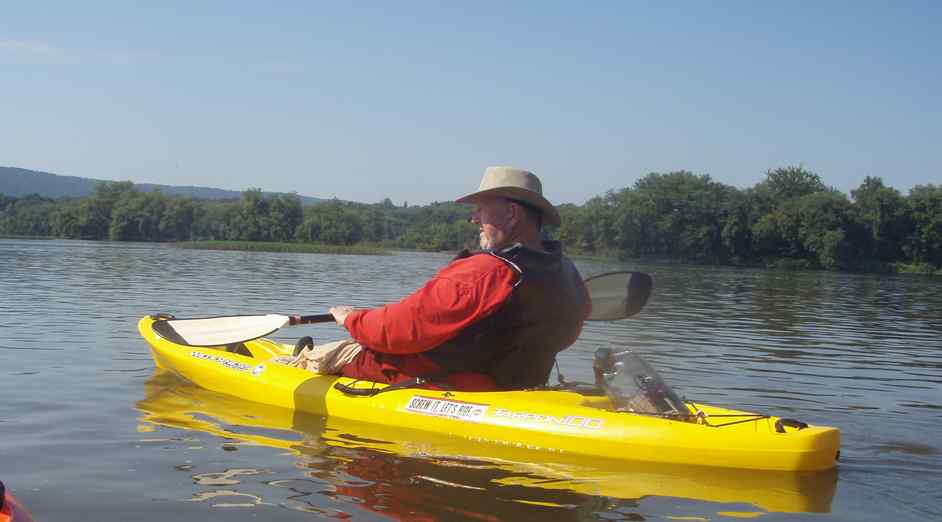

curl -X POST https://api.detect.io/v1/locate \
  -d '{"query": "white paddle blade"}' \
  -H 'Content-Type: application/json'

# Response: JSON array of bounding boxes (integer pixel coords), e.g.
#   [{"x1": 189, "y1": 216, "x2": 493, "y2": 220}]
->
[{"x1": 153, "y1": 314, "x2": 289, "y2": 347}]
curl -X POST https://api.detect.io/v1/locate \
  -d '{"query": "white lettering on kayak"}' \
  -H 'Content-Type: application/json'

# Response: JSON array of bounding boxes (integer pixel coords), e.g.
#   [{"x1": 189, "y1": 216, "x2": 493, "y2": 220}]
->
[
  {"x1": 405, "y1": 395, "x2": 489, "y2": 422},
  {"x1": 490, "y1": 408, "x2": 604, "y2": 430},
  {"x1": 190, "y1": 351, "x2": 252, "y2": 373}
]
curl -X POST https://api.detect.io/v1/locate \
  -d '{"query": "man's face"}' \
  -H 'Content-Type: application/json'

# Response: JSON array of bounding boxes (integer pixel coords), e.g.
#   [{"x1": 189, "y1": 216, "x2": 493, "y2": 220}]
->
[{"x1": 470, "y1": 196, "x2": 514, "y2": 251}]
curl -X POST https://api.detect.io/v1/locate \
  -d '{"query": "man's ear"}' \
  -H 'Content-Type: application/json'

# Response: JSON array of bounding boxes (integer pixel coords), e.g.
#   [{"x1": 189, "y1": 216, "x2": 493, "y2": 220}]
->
[{"x1": 506, "y1": 200, "x2": 522, "y2": 226}]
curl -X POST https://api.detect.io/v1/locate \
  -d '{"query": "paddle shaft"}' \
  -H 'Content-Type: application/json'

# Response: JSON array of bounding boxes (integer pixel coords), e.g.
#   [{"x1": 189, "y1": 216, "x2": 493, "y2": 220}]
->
[{"x1": 288, "y1": 313, "x2": 335, "y2": 325}]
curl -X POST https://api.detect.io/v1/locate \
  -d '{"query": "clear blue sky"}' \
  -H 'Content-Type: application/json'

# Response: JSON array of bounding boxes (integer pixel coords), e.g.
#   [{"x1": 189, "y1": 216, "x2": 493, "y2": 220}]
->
[{"x1": 2, "y1": 2, "x2": 938, "y2": 205}]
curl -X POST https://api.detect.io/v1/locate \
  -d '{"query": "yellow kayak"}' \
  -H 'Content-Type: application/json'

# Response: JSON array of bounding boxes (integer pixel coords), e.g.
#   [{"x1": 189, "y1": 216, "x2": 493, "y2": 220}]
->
[
  {"x1": 138, "y1": 314, "x2": 840, "y2": 472},
  {"x1": 137, "y1": 370, "x2": 838, "y2": 514}
]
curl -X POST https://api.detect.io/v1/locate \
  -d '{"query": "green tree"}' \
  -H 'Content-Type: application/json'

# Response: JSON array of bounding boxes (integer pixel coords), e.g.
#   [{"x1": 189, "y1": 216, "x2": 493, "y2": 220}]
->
[
  {"x1": 794, "y1": 191, "x2": 865, "y2": 269},
  {"x1": 0, "y1": 194, "x2": 55, "y2": 236},
  {"x1": 76, "y1": 198, "x2": 111, "y2": 239},
  {"x1": 393, "y1": 201, "x2": 477, "y2": 251},
  {"x1": 749, "y1": 167, "x2": 847, "y2": 267},
  {"x1": 606, "y1": 189, "x2": 653, "y2": 257},
  {"x1": 160, "y1": 197, "x2": 197, "y2": 241},
  {"x1": 906, "y1": 184, "x2": 942, "y2": 266},
  {"x1": 192, "y1": 200, "x2": 239, "y2": 240},
  {"x1": 236, "y1": 188, "x2": 268, "y2": 240},
  {"x1": 851, "y1": 176, "x2": 912, "y2": 262},
  {"x1": 629, "y1": 171, "x2": 734, "y2": 262},
  {"x1": 54, "y1": 181, "x2": 138, "y2": 239},
  {"x1": 94, "y1": 181, "x2": 136, "y2": 210},
  {"x1": 719, "y1": 189, "x2": 755, "y2": 262},
  {"x1": 109, "y1": 191, "x2": 166, "y2": 241},
  {"x1": 297, "y1": 203, "x2": 364, "y2": 245},
  {"x1": 756, "y1": 165, "x2": 826, "y2": 202},
  {"x1": 556, "y1": 203, "x2": 592, "y2": 251},
  {"x1": 751, "y1": 211, "x2": 790, "y2": 259},
  {"x1": 361, "y1": 205, "x2": 390, "y2": 243},
  {"x1": 756, "y1": 190, "x2": 867, "y2": 269},
  {"x1": 268, "y1": 194, "x2": 303, "y2": 241},
  {"x1": 571, "y1": 194, "x2": 617, "y2": 254},
  {"x1": 49, "y1": 200, "x2": 83, "y2": 238}
]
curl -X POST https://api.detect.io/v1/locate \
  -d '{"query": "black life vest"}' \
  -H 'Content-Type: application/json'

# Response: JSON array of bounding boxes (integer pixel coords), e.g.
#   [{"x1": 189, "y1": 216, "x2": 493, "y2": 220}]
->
[{"x1": 424, "y1": 241, "x2": 590, "y2": 389}]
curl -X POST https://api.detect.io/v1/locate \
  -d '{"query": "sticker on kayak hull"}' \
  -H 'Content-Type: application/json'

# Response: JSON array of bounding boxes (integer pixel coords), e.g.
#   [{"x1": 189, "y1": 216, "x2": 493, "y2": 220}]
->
[
  {"x1": 190, "y1": 351, "x2": 265, "y2": 376},
  {"x1": 490, "y1": 407, "x2": 605, "y2": 430},
  {"x1": 405, "y1": 395, "x2": 489, "y2": 422}
]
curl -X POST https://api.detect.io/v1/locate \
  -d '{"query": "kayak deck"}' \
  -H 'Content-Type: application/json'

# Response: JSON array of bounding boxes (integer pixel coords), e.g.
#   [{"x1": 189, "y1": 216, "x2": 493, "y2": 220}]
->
[{"x1": 138, "y1": 315, "x2": 840, "y2": 472}]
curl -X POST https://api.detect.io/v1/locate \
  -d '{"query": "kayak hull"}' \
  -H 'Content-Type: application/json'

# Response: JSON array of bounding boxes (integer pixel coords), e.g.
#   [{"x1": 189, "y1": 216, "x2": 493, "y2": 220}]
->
[
  {"x1": 138, "y1": 370, "x2": 839, "y2": 513},
  {"x1": 138, "y1": 315, "x2": 840, "y2": 472}
]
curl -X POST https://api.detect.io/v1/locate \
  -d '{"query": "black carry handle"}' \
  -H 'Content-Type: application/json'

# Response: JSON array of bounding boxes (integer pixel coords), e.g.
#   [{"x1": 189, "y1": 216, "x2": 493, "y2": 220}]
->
[
  {"x1": 775, "y1": 418, "x2": 809, "y2": 433},
  {"x1": 333, "y1": 375, "x2": 447, "y2": 397},
  {"x1": 333, "y1": 382, "x2": 382, "y2": 396}
]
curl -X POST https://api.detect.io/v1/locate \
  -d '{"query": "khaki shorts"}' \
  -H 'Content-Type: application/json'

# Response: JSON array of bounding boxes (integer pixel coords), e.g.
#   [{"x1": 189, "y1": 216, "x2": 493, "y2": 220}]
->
[{"x1": 275, "y1": 339, "x2": 363, "y2": 374}]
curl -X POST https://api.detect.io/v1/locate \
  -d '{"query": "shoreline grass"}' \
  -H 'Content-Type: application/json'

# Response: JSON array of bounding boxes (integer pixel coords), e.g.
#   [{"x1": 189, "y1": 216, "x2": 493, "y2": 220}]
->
[
  {"x1": 0, "y1": 234, "x2": 54, "y2": 240},
  {"x1": 566, "y1": 248, "x2": 942, "y2": 276},
  {"x1": 174, "y1": 240, "x2": 388, "y2": 255},
  {"x1": 892, "y1": 262, "x2": 942, "y2": 276},
  {"x1": 3, "y1": 236, "x2": 939, "y2": 273}
]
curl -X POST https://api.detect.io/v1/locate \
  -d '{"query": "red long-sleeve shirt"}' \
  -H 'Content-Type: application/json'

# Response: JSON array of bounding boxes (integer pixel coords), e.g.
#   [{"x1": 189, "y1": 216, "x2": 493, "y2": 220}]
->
[{"x1": 339, "y1": 254, "x2": 518, "y2": 387}]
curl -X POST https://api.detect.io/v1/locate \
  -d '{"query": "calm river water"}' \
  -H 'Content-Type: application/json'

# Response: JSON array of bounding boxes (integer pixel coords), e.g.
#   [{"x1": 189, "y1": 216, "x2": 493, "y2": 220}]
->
[{"x1": 1, "y1": 239, "x2": 940, "y2": 521}]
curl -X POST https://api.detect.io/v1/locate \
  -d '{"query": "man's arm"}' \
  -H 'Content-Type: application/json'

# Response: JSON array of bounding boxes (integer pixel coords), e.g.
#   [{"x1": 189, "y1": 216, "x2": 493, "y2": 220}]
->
[{"x1": 340, "y1": 257, "x2": 517, "y2": 354}]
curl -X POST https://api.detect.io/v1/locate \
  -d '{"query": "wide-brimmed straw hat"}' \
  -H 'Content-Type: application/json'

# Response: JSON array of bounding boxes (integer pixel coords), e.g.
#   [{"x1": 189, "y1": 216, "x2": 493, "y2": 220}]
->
[{"x1": 456, "y1": 166, "x2": 561, "y2": 227}]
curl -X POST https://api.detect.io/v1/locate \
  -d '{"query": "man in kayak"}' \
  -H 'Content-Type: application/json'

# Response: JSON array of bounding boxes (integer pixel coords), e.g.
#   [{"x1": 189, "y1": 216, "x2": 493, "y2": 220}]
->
[{"x1": 290, "y1": 166, "x2": 591, "y2": 391}]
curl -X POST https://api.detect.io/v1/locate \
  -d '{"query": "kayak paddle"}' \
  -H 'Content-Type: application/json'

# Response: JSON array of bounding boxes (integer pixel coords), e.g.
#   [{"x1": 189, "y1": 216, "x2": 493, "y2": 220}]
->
[
  {"x1": 151, "y1": 313, "x2": 333, "y2": 347},
  {"x1": 151, "y1": 270, "x2": 652, "y2": 347}
]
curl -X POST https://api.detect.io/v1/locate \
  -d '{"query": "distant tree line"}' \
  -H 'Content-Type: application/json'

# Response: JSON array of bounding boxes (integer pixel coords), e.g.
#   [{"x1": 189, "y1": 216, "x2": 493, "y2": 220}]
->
[
  {"x1": 557, "y1": 167, "x2": 941, "y2": 271},
  {"x1": 0, "y1": 181, "x2": 477, "y2": 251},
  {"x1": 2, "y1": 167, "x2": 940, "y2": 272}
]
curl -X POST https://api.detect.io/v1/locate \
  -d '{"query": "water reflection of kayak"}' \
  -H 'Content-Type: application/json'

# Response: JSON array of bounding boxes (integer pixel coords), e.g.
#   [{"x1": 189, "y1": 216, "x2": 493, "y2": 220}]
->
[
  {"x1": 136, "y1": 370, "x2": 838, "y2": 514},
  {"x1": 1, "y1": 481, "x2": 36, "y2": 522},
  {"x1": 138, "y1": 314, "x2": 840, "y2": 473}
]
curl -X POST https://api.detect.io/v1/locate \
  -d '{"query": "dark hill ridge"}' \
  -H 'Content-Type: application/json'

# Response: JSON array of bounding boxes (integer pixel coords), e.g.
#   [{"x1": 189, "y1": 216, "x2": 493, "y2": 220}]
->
[{"x1": 0, "y1": 166, "x2": 326, "y2": 204}]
